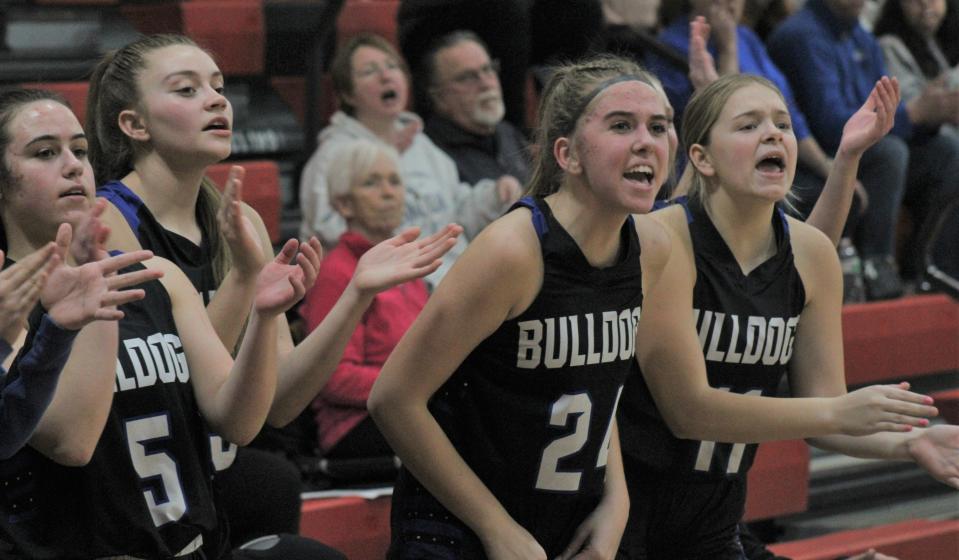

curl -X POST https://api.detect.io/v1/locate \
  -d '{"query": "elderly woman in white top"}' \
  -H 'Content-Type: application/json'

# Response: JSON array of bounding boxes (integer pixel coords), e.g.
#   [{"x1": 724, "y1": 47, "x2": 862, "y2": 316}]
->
[{"x1": 299, "y1": 33, "x2": 521, "y2": 289}]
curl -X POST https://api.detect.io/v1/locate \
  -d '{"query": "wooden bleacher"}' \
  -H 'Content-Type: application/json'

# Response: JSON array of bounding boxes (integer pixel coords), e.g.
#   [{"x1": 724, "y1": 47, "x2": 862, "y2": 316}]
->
[{"x1": 769, "y1": 519, "x2": 959, "y2": 560}]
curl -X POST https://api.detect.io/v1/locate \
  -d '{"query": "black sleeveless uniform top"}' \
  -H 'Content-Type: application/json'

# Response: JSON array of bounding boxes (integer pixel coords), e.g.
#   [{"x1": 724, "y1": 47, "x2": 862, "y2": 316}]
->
[
  {"x1": 99, "y1": 181, "x2": 217, "y2": 304},
  {"x1": 619, "y1": 197, "x2": 806, "y2": 481},
  {"x1": 0, "y1": 263, "x2": 219, "y2": 559},
  {"x1": 392, "y1": 197, "x2": 644, "y2": 558},
  {"x1": 98, "y1": 181, "x2": 237, "y2": 465}
]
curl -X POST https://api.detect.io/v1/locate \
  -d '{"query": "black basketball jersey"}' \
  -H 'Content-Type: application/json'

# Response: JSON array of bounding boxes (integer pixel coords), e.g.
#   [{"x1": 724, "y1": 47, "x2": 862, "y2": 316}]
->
[
  {"x1": 0, "y1": 263, "x2": 220, "y2": 559},
  {"x1": 99, "y1": 180, "x2": 217, "y2": 304},
  {"x1": 619, "y1": 197, "x2": 806, "y2": 481},
  {"x1": 98, "y1": 181, "x2": 238, "y2": 476},
  {"x1": 392, "y1": 197, "x2": 643, "y2": 558}
]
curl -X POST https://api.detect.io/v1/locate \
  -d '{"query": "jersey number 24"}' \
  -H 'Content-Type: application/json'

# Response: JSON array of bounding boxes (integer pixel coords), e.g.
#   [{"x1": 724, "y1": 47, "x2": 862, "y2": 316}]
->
[{"x1": 535, "y1": 387, "x2": 623, "y2": 492}]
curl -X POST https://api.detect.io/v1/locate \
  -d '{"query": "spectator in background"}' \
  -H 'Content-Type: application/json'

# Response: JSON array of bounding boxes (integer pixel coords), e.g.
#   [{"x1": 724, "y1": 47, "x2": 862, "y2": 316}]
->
[
  {"x1": 743, "y1": 0, "x2": 800, "y2": 40},
  {"x1": 421, "y1": 31, "x2": 530, "y2": 186},
  {"x1": 298, "y1": 33, "x2": 519, "y2": 289},
  {"x1": 875, "y1": 0, "x2": 959, "y2": 282},
  {"x1": 598, "y1": 0, "x2": 693, "y2": 90},
  {"x1": 602, "y1": 0, "x2": 661, "y2": 31},
  {"x1": 768, "y1": 0, "x2": 959, "y2": 299},
  {"x1": 646, "y1": 0, "x2": 848, "y2": 222},
  {"x1": 300, "y1": 139, "x2": 426, "y2": 462},
  {"x1": 397, "y1": 0, "x2": 606, "y2": 129},
  {"x1": 875, "y1": 0, "x2": 959, "y2": 139}
]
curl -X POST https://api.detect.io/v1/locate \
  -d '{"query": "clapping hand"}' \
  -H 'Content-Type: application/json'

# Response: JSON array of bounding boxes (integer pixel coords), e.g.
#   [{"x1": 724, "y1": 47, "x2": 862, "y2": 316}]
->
[
  {"x1": 218, "y1": 166, "x2": 268, "y2": 277},
  {"x1": 0, "y1": 243, "x2": 58, "y2": 344},
  {"x1": 688, "y1": 16, "x2": 719, "y2": 90},
  {"x1": 351, "y1": 224, "x2": 463, "y2": 295},
  {"x1": 42, "y1": 224, "x2": 162, "y2": 330},
  {"x1": 252, "y1": 237, "x2": 322, "y2": 316}
]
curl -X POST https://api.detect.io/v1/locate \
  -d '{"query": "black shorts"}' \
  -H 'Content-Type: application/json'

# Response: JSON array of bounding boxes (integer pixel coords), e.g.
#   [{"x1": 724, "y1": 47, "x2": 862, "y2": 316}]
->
[{"x1": 619, "y1": 456, "x2": 748, "y2": 560}]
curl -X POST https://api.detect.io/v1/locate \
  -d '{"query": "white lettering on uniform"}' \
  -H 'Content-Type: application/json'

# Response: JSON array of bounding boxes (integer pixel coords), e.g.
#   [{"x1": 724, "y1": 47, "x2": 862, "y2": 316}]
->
[
  {"x1": 515, "y1": 307, "x2": 642, "y2": 369},
  {"x1": 115, "y1": 333, "x2": 190, "y2": 392},
  {"x1": 693, "y1": 309, "x2": 800, "y2": 365}
]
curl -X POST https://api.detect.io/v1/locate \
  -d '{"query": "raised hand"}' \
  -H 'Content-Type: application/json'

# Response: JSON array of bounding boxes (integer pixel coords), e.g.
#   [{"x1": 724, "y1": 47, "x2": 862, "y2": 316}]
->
[
  {"x1": 253, "y1": 238, "x2": 321, "y2": 316},
  {"x1": 351, "y1": 224, "x2": 463, "y2": 295},
  {"x1": 906, "y1": 424, "x2": 959, "y2": 489},
  {"x1": 70, "y1": 198, "x2": 111, "y2": 265},
  {"x1": 688, "y1": 16, "x2": 719, "y2": 90},
  {"x1": 393, "y1": 119, "x2": 422, "y2": 153},
  {"x1": 705, "y1": 1, "x2": 737, "y2": 56},
  {"x1": 42, "y1": 224, "x2": 162, "y2": 330},
  {"x1": 834, "y1": 382, "x2": 938, "y2": 436},
  {"x1": 839, "y1": 77, "x2": 900, "y2": 158},
  {"x1": 217, "y1": 166, "x2": 267, "y2": 277},
  {"x1": 0, "y1": 243, "x2": 58, "y2": 344}
]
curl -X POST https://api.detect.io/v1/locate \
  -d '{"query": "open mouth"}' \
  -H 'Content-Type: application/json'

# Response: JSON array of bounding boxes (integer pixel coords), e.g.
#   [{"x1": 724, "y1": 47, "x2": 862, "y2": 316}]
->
[
  {"x1": 624, "y1": 165, "x2": 655, "y2": 185},
  {"x1": 381, "y1": 89, "x2": 398, "y2": 103},
  {"x1": 59, "y1": 186, "x2": 86, "y2": 198},
  {"x1": 756, "y1": 155, "x2": 785, "y2": 174},
  {"x1": 203, "y1": 118, "x2": 230, "y2": 132}
]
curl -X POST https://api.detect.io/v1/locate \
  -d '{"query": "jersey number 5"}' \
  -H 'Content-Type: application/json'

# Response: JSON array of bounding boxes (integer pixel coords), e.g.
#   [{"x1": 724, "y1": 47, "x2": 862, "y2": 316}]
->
[
  {"x1": 535, "y1": 387, "x2": 623, "y2": 492},
  {"x1": 125, "y1": 413, "x2": 187, "y2": 527}
]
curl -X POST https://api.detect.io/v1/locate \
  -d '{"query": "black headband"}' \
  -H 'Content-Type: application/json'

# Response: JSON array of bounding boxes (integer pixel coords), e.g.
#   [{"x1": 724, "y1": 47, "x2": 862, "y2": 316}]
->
[{"x1": 564, "y1": 74, "x2": 656, "y2": 135}]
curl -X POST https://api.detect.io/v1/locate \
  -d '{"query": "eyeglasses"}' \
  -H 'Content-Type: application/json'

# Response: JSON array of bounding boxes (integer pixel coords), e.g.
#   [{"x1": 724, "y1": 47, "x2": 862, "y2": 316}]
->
[
  {"x1": 354, "y1": 60, "x2": 402, "y2": 80},
  {"x1": 446, "y1": 60, "x2": 501, "y2": 88}
]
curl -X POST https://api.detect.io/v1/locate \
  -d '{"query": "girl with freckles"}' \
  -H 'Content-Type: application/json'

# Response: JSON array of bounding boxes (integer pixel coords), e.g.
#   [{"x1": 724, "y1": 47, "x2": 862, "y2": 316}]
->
[{"x1": 620, "y1": 74, "x2": 959, "y2": 559}]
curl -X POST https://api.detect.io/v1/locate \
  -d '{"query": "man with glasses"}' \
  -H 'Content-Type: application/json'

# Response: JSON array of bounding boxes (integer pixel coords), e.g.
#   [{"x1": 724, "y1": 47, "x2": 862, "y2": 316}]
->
[{"x1": 421, "y1": 31, "x2": 531, "y2": 186}]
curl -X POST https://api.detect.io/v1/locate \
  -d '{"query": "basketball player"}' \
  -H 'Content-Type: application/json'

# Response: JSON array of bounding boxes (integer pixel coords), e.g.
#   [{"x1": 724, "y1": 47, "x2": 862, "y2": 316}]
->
[
  {"x1": 622, "y1": 74, "x2": 958, "y2": 559},
  {"x1": 368, "y1": 55, "x2": 672, "y2": 560},
  {"x1": 85, "y1": 34, "x2": 459, "y2": 556},
  {"x1": 0, "y1": 88, "x2": 317, "y2": 559}
]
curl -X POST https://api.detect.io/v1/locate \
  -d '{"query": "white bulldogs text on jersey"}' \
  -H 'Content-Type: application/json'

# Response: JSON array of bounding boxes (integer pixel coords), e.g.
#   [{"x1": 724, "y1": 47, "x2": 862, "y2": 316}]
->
[
  {"x1": 516, "y1": 307, "x2": 642, "y2": 369},
  {"x1": 115, "y1": 333, "x2": 190, "y2": 392},
  {"x1": 694, "y1": 309, "x2": 799, "y2": 365}
]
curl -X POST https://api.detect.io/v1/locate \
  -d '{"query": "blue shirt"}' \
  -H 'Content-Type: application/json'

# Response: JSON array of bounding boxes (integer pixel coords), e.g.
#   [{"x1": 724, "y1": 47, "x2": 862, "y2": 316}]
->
[
  {"x1": 647, "y1": 17, "x2": 812, "y2": 142},
  {"x1": 0, "y1": 313, "x2": 77, "y2": 459},
  {"x1": 767, "y1": 0, "x2": 914, "y2": 153}
]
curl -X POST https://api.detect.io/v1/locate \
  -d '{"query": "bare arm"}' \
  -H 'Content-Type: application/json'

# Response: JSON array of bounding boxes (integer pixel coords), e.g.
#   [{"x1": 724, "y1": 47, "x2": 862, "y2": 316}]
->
[
  {"x1": 806, "y1": 77, "x2": 900, "y2": 245},
  {"x1": 267, "y1": 225, "x2": 461, "y2": 427},
  {"x1": 173, "y1": 238, "x2": 311, "y2": 445},
  {"x1": 204, "y1": 168, "x2": 269, "y2": 349},
  {"x1": 637, "y1": 210, "x2": 935, "y2": 443},
  {"x1": 368, "y1": 212, "x2": 547, "y2": 559},
  {"x1": 28, "y1": 226, "x2": 162, "y2": 465},
  {"x1": 557, "y1": 421, "x2": 630, "y2": 560},
  {"x1": 790, "y1": 222, "x2": 958, "y2": 488}
]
